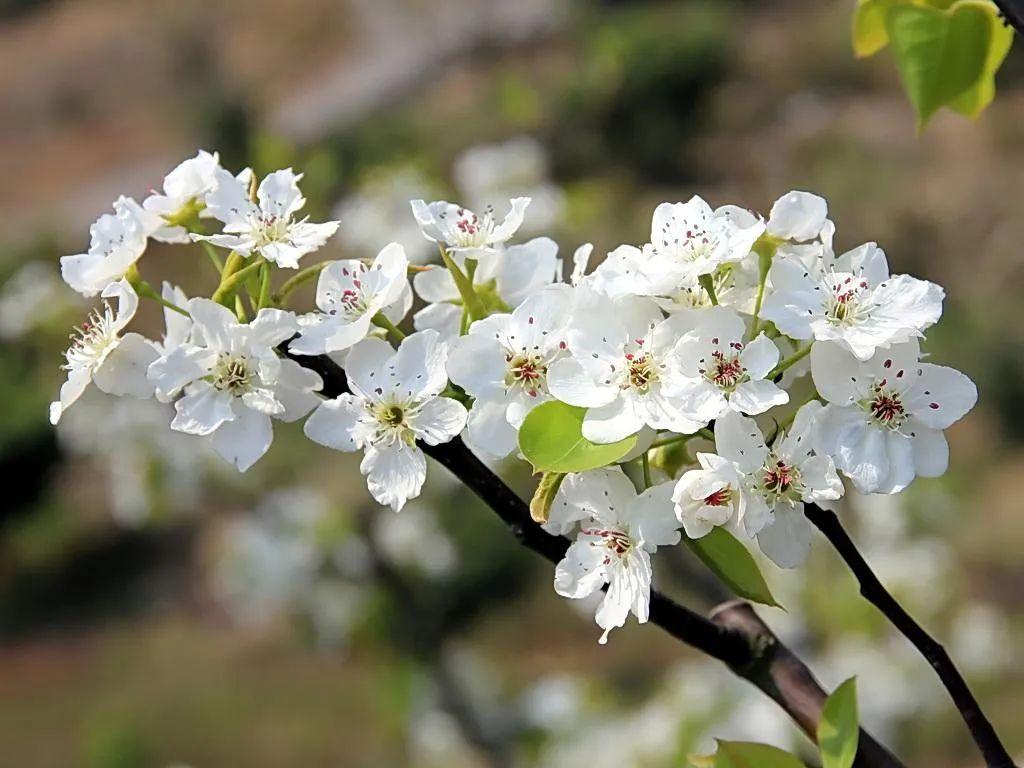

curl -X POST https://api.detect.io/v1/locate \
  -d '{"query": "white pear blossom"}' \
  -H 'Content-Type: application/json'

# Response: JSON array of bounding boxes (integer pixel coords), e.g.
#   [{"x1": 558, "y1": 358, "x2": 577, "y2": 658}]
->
[
  {"x1": 49, "y1": 279, "x2": 157, "y2": 425},
  {"x1": 811, "y1": 340, "x2": 977, "y2": 494},
  {"x1": 60, "y1": 196, "x2": 154, "y2": 297},
  {"x1": 147, "y1": 299, "x2": 322, "y2": 471},
  {"x1": 413, "y1": 236, "x2": 559, "y2": 340},
  {"x1": 547, "y1": 290, "x2": 704, "y2": 443},
  {"x1": 672, "y1": 452, "x2": 748, "y2": 540},
  {"x1": 546, "y1": 468, "x2": 681, "y2": 643},
  {"x1": 671, "y1": 306, "x2": 789, "y2": 420},
  {"x1": 712, "y1": 407, "x2": 843, "y2": 567},
  {"x1": 194, "y1": 167, "x2": 340, "y2": 268},
  {"x1": 447, "y1": 286, "x2": 571, "y2": 458},
  {"x1": 762, "y1": 242, "x2": 944, "y2": 361},
  {"x1": 142, "y1": 149, "x2": 223, "y2": 243},
  {"x1": 290, "y1": 242, "x2": 411, "y2": 356},
  {"x1": 303, "y1": 331, "x2": 468, "y2": 511},
  {"x1": 410, "y1": 197, "x2": 530, "y2": 261},
  {"x1": 766, "y1": 190, "x2": 835, "y2": 253}
]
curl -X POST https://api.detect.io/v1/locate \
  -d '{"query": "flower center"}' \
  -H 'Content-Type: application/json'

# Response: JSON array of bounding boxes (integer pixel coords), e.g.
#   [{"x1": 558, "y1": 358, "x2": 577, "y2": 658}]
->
[
  {"x1": 255, "y1": 213, "x2": 291, "y2": 245},
  {"x1": 506, "y1": 352, "x2": 547, "y2": 397},
  {"x1": 446, "y1": 206, "x2": 494, "y2": 248},
  {"x1": 582, "y1": 527, "x2": 632, "y2": 558},
  {"x1": 702, "y1": 346, "x2": 747, "y2": 392},
  {"x1": 212, "y1": 354, "x2": 254, "y2": 395},
  {"x1": 625, "y1": 353, "x2": 658, "y2": 393},
  {"x1": 862, "y1": 384, "x2": 907, "y2": 430},
  {"x1": 761, "y1": 456, "x2": 803, "y2": 503},
  {"x1": 64, "y1": 305, "x2": 118, "y2": 371},
  {"x1": 703, "y1": 487, "x2": 734, "y2": 507},
  {"x1": 825, "y1": 274, "x2": 869, "y2": 326},
  {"x1": 370, "y1": 398, "x2": 417, "y2": 446}
]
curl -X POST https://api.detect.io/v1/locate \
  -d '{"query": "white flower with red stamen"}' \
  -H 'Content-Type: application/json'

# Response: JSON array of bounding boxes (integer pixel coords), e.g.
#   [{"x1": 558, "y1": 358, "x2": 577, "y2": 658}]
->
[
  {"x1": 447, "y1": 286, "x2": 571, "y2": 458},
  {"x1": 591, "y1": 198, "x2": 763, "y2": 303},
  {"x1": 142, "y1": 150, "x2": 224, "y2": 243},
  {"x1": 60, "y1": 196, "x2": 155, "y2": 297},
  {"x1": 410, "y1": 197, "x2": 530, "y2": 261},
  {"x1": 193, "y1": 167, "x2": 340, "y2": 268},
  {"x1": 290, "y1": 243, "x2": 411, "y2": 356},
  {"x1": 147, "y1": 299, "x2": 322, "y2": 472},
  {"x1": 811, "y1": 340, "x2": 977, "y2": 494},
  {"x1": 547, "y1": 289, "x2": 704, "y2": 443},
  {"x1": 672, "y1": 452, "x2": 748, "y2": 540},
  {"x1": 712, "y1": 407, "x2": 844, "y2": 567},
  {"x1": 413, "y1": 236, "x2": 559, "y2": 341},
  {"x1": 303, "y1": 331, "x2": 468, "y2": 511},
  {"x1": 546, "y1": 468, "x2": 681, "y2": 644},
  {"x1": 49, "y1": 279, "x2": 158, "y2": 424},
  {"x1": 671, "y1": 306, "x2": 788, "y2": 420},
  {"x1": 762, "y1": 242, "x2": 944, "y2": 361}
]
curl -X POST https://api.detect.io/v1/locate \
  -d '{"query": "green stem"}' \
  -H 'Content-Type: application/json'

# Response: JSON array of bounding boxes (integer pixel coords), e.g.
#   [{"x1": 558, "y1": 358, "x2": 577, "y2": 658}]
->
[
  {"x1": 199, "y1": 241, "x2": 224, "y2": 275},
  {"x1": 234, "y1": 294, "x2": 249, "y2": 323},
  {"x1": 768, "y1": 343, "x2": 812, "y2": 380},
  {"x1": 212, "y1": 259, "x2": 264, "y2": 305},
  {"x1": 272, "y1": 261, "x2": 329, "y2": 306},
  {"x1": 697, "y1": 427, "x2": 715, "y2": 442},
  {"x1": 698, "y1": 274, "x2": 719, "y2": 306},
  {"x1": 372, "y1": 313, "x2": 406, "y2": 343},
  {"x1": 257, "y1": 262, "x2": 272, "y2": 311},
  {"x1": 439, "y1": 246, "x2": 487, "y2": 322},
  {"x1": 748, "y1": 236, "x2": 777, "y2": 341},
  {"x1": 641, "y1": 451, "x2": 652, "y2": 489}
]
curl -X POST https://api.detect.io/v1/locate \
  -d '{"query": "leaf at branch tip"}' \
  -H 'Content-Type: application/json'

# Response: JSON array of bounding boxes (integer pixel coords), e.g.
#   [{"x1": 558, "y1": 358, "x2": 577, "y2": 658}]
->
[
  {"x1": 518, "y1": 401, "x2": 637, "y2": 474},
  {"x1": 885, "y1": 0, "x2": 992, "y2": 129},
  {"x1": 684, "y1": 528, "x2": 782, "y2": 608},
  {"x1": 819, "y1": 676, "x2": 859, "y2": 768},
  {"x1": 529, "y1": 471, "x2": 565, "y2": 524},
  {"x1": 853, "y1": 0, "x2": 896, "y2": 58},
  {"x1": 690, "y1": 740, "x2": 807, "y2": 768},
  {"x1": 948, "y1": 1, "x2": 1014, "y2": 118}
]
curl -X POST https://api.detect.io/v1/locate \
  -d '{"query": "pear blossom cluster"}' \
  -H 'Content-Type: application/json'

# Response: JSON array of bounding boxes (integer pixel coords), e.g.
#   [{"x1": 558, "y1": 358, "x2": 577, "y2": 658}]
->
[{"x1": 47, "y1": 149, "x2": 976, "y2": 644}]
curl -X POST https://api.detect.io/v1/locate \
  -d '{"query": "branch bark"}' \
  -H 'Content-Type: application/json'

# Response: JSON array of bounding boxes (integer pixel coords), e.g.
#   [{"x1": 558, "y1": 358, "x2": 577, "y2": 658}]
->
[
  {"x1": 804, "y1": 504, "x2": 1016, "y2": 768},
  {"x1": 290, "y1": 347, "x2": 904, "y2": 767},
  {"x1": 993, "y1": 0, "x2": 1024, "y2": 37}
]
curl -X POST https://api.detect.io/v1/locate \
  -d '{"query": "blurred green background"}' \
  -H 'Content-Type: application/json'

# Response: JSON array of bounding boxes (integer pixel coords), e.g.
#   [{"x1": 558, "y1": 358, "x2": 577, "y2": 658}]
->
[{"x1": 1, "y1": 1, "x2": 1022, "y2": 766}]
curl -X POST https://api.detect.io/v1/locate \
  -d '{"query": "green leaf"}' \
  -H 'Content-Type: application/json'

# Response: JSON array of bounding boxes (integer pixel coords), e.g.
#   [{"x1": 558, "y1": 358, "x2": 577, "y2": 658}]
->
[
  {"x1": 684, "y1": 528, "x2": 781, "y2": 608},
  {"x1": 819, "y1": 677, "x2": 859, "y2": 768},
  {"x1": 690, "y1": 741, "x2": 806, "y2": 768},
  {"x1": 518, "y1": 401, "x2": 638, "y2": 473},
  {"x1": 853, "y1": 0, "x2": 895, "y2": 58},
  {"x1": 948, "y1": 1, "x2": 1014, "y2": 118},
  {"x1": 886, "y1": 0, "x2": 992, "y2": 127}
]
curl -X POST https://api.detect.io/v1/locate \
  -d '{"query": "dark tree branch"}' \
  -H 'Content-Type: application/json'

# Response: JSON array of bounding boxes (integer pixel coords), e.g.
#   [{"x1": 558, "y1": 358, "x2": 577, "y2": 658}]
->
[
  {"x1": 805, "y1": 504, "x2": 1017, "y2": 768},
  {"x1": 993, "y1": 0, "x2": 1024, "y2": 37},
  {"x1": 290, "y1": 347, "x2": 904, "y2": 767}
]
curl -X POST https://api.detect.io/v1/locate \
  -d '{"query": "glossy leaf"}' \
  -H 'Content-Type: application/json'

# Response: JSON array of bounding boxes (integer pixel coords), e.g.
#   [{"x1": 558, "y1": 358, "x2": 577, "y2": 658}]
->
[
  {"x1": 853, "y1": 0, "x2": 895, "y2": 57},
  {"x1": 684, "y1": 528, "x2": 781, "y2": 608},
  {"x1": 690, "y1": 741, "x2": 806, "y2": 768},
  {"x1": 885, "y1": 0, "x2": 992, "y2": 127},
  {"x1": 518, "y1": 401, "x2": 637, "y2": 473},
  {"x1": 819, "y1": 677, "x2": 859, "y2": 768},
  {"x1": 948, "y1": 1, "x2": 1014, "y2": 118}
]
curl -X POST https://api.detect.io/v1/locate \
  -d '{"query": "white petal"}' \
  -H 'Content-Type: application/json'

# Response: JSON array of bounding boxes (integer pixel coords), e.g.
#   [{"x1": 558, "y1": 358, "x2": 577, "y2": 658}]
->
[
  {"x1": 910, "y1": 363, "x2": 977, "y2": 430},
  {"x1": 489, "y1": 197, "x2": 531, "y2": 243},
  {"x1": 913, "y1": 428, "x2": 949, "y2": 478},
  {"x1": 389, "y1": 329, "x2": 449, "y2": 398},
  {"x1": 628, "y1": 482, "x2": 681, "y2": 550},
  {"x1": 172, "y1": 382, "x2": 236, "y2": 436},
  {"x1": 465, "y1": 397, "x2": 519, "y2": 459},
  {"x1": 408, "y1": 396, "x2": 468, "y2": 446},
  {"x1": 554, "y1": 539, "x2": 609, "y2": 599},
  {"x1": 303, "y1": 394, "x2": 364, "y2": 452},
  {"x1": 210, "y1": 407, "x2": 274, "y2": 472},
  {"x1": 713, "y1": 411, "x2": 768, "y2": 474},
  {"x1": 49, "y1": 367, "x2": 92, "y2": 425},
  {"x1": 344, "y1": 337, "x2": 396, "y2": 400},
  {"x1": 739, "y1": 333, "x2": 779, "y2": 380},
  {"x1": 582, "y1": 397, "x2": 644, "y2": 444},
  {"x1": 729, "y1": 379, "x2": 789, "y2": 416},
  {"x1": 446, "y1": 331, "x2": 508, "y2": 399},
  {"x1": 757, "y1": 503, "x2": 813, "y2": 568},
  {"x1": 560, "y1": 468, "x2": 637, "y2": 528},
  {"x1": 360, "y1": 443, "x2": 427, "y2": 511},
  {"x1": 547, "y1": 358, "x2": 616, "y2": 408},
  {"x1": 92, "y1": 333, "x2": 158, "y2": 398},
  {"x1": 257, "y1": 168, "x2": 306, "y2": 219},
  {"x1": 413, "y1": 266, "x2": 458, "y2": 303},
  {"x1": 767, "y1": 191, "x2": 827, "y2": 241},
  {"x1": 811, "y1": 341, "x2": 864, "y2": 405},
  {"x1": 273, "y1": 359, "x2": 323, "y2": 421},
  {"x1": 187, "y1": 298, "x2": 239, "y2": 351}
]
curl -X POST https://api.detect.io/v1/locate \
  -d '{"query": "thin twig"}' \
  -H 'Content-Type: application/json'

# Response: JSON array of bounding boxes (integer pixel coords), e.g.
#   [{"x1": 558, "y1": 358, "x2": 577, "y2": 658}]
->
[
  {"x1": 805, "y1": 504, "x2": 1016, "y2": 768},
  {"x1": 288, "y1": 347, "x2": 904, "y2": 767}
]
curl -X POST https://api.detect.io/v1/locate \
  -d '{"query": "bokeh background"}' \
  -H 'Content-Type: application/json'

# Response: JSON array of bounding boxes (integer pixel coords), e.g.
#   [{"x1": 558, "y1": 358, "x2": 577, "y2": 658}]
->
[{"x1": 1, "y1": 1, "x2": 1022, "y2": 766}]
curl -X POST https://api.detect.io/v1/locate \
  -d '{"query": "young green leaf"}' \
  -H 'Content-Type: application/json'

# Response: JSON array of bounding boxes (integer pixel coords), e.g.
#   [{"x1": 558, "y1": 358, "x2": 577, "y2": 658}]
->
[
  {"x1": 853, "y1": 0, "x2": 896, "y2": 57},
  {"x1": 885, "y1": 0, "x2": 992, "y2": 127},
  {"x1": 684, "y1": 528, "x2": 781, "y2": 608},
  {"x1": 690, "y1": 740, "x2": 806, "y2": 768},
  {"x1": 818, "y1": 677, "x2": 859, "y2": 768},
  {"x1": 948, "y1": 1, "x2": 1014, "y2": 118},
  {"x1": 518, "y1": 401, "x2": 637, "y2": 473}
]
